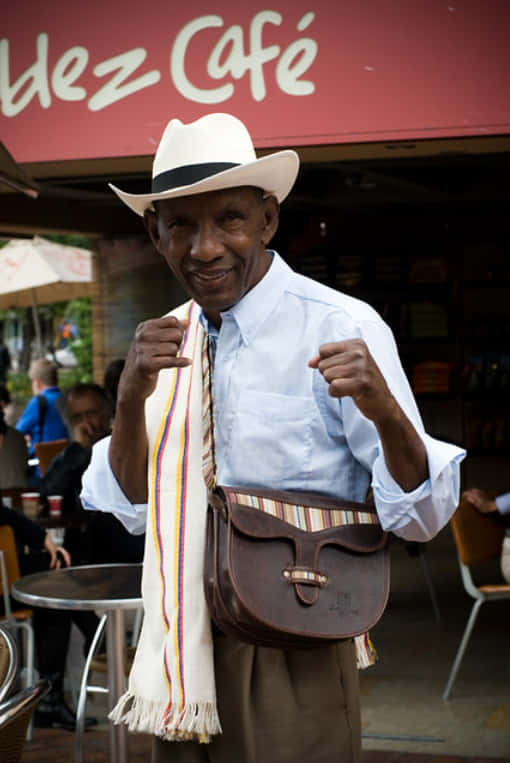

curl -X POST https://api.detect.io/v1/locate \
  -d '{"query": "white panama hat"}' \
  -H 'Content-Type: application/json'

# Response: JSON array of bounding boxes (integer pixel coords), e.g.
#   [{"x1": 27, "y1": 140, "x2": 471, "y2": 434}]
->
[{"x1": 109, "y1": 113, "x2": 300, "y2": 217}]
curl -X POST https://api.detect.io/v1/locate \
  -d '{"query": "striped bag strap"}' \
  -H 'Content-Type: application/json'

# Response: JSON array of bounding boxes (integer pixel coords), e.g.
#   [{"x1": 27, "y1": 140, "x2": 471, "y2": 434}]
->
[{"x1": 201, "y1": 333, "x2": 216, "y2": 490}]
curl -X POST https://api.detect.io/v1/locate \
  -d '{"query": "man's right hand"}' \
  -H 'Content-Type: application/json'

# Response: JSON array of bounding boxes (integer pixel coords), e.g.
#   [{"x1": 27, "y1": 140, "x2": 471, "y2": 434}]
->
[
  {"x1": 117, "y1": 316, "x2": 191, "y2": 405},
  {"x1": 109, "y1": 315, "x2": 191, "y2": 505}
]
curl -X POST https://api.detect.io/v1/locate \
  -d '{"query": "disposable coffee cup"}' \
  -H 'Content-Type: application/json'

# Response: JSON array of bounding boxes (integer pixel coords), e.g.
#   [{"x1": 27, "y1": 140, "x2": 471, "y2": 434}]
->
[
  {"x1": 21, "y1": 492, "x2": 40, "y2": 519},
  {"x1": 48, "y1": 495, "x2": 63, "y2": 518}
]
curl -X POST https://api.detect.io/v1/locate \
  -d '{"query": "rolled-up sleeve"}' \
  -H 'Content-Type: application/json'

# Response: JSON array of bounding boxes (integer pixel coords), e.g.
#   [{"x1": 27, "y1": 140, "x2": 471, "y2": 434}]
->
[
  {"x1": 80, "y1": 436, "x2": 147, "y2": 535},
  {"x1": 496, "y1": 492, "x2": 510, "y2": 515},
  {"x1": 373, "y1": 434, "x2": 465, "y2": 542},
  {"x1": 343, "y1": 316, "x2": 466, "y2": 542}
]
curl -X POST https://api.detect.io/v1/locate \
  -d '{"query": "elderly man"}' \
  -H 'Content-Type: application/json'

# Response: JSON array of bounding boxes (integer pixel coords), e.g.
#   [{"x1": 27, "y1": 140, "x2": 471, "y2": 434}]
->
[{"x1": 82, "y1": 113, "x2": 465, "y2": 763}]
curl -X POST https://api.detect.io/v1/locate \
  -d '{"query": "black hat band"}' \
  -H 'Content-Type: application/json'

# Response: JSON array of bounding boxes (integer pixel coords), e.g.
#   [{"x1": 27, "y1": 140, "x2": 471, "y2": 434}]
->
[{"x1": 152, "y1": 162, "x2": 240, "y2": 193}]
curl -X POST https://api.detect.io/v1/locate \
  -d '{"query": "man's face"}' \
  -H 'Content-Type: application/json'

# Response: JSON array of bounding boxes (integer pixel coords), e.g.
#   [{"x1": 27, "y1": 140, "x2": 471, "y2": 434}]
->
[
  {"x1": 67, "y1": 394, "x2": 110, "y2": 448},
  {"x1": 145, "y1": 187, "x2": 279, "y2": 326}
]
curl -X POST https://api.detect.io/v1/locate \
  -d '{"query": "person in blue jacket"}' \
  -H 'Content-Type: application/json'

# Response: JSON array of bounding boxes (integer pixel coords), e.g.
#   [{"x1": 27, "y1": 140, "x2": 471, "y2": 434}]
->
[{"x1": 15, "y1": 358, "x2": 69, "y2": 484}]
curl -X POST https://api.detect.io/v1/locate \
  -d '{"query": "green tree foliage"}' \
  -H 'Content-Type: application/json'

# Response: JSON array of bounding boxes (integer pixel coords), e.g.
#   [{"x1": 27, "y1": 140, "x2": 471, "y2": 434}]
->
[
  {"x1": 0, "y1": 234, "x2": 93, "y2": 392},
  {"x1": 65, "y1": 297, "x2": 93, "y2": 382}
]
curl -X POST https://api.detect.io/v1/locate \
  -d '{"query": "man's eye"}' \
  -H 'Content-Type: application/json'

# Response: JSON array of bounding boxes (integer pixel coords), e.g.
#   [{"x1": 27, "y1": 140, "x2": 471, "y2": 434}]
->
[
  {"x1": 168, "y1": 218, "x2": 189, "y2": 230},
  {"x1": 222, "y1": 211, "x2": 244, "y2": 225}
]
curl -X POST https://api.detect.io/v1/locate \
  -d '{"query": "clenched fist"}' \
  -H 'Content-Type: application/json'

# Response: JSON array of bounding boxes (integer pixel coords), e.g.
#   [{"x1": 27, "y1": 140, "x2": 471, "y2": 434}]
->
[
  {"x1": 308, "y1": 338, "x2": 396, "y2": 424},
  {"x1": 117, "y1": 316, "x2": 191, "y2": 406}
]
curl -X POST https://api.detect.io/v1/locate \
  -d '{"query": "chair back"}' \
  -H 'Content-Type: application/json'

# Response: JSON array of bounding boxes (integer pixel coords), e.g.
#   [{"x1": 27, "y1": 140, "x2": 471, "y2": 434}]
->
[
  {"x1": 33, "y1": 438, "x2": 68, "y2": 476},
  {"x1": 0, "y1": 680, "x2": 51, "y2": 763},
  {"x1": 0, "y1": 626, "x2": 17, "y2": 704},
  {"x1": 451, "y1": 495, "x2": 506, "y2": 566},
  {"x1": 0, "y1": 527, "x2": 21, "y2": 590},
  {"x1": 0, "y1": 527, "x2": 23, "y2": 623}
]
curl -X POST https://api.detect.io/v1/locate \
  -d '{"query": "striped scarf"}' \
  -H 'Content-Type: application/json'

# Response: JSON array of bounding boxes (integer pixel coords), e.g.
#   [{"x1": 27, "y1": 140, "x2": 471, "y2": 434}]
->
[{"x1": 110, "y1": 299, "x2": 221, "y2": 741}]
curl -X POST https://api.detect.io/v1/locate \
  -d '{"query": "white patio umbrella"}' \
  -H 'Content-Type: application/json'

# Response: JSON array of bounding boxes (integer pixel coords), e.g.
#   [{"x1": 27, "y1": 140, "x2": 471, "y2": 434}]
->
[{"x1": 0, "y1": 236, "x2": 93, "y2": 355}]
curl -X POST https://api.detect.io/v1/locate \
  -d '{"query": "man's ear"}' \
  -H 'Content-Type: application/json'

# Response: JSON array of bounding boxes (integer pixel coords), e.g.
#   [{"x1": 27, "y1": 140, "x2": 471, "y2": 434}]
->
[
  {"x1": 144, "y1": 207, "x2": 162, "y2": 253},
  {"x1": 261, "y1": 194, "x2": 280, "y2": 247}
]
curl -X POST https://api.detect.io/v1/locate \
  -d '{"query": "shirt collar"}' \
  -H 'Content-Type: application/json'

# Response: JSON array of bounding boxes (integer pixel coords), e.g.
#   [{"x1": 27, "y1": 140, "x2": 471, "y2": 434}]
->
[{"x1": 199, "y1": 251, "x2": 293, "y2": 345}]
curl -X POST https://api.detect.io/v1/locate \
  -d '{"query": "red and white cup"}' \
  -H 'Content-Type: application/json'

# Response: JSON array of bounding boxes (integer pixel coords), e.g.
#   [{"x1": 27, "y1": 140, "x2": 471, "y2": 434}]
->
[
  {"x1": 48, "y1": 495, "x2": 63, "y2": 518},
  {"x1": 21, "y1": 492, "x2": 40, "y2": 519}
]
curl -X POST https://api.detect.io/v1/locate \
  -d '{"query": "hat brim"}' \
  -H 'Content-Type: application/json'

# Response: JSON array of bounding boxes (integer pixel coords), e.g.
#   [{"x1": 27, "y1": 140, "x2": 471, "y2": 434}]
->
[{"x1": 109, "y1": 150, "x2": 299, "y2": 216}]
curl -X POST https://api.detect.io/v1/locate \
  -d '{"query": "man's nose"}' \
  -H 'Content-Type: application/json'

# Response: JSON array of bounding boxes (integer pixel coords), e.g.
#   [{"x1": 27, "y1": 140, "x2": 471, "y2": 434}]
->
[{"x1": 190, "y1": 222, "x2": 224, "y2": 261}]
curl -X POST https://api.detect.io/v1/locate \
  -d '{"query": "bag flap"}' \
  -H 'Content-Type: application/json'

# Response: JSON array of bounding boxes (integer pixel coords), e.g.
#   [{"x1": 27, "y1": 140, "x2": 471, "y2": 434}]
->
[{"x1": 222, "y1": 492, "x2": 387, "y2": 553}]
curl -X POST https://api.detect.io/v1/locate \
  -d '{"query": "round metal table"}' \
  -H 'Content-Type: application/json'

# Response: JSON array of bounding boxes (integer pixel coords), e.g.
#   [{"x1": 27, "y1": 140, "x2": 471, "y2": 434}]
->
[{"x1": 12, "y1": 563, "x2": 143, "y2": 763}]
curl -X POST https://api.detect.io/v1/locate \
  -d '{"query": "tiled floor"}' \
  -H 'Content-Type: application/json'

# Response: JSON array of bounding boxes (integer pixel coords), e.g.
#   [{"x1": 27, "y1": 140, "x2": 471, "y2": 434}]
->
[
  {"x1": 360, "y1": 531, "x2": 510, "y2": 760},
  {"x1": 20, "y1": 526, "x2": 510, "y2": 762},
  {"x1": 21, "y1": 727, "x2": 510, "y2": 763}
]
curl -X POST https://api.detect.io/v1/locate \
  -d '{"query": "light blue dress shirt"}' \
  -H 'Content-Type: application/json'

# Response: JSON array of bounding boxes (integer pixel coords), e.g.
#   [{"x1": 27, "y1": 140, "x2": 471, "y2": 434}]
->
[
  {"x1": 81, "y1": 252, "x2": 465, "y2": 542},
  {"x1": 496, "y1": 493, "x2": 510, "y2": 514},
  {"x1": 495, "y1": 493, "x2": 510, "y2": 536}
]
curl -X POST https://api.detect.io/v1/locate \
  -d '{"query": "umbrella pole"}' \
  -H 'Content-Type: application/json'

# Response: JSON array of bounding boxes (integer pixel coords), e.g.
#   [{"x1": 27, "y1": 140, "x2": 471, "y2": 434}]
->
[{"x1": 31, "y1": 288, "x2": 44, "y2": 358}]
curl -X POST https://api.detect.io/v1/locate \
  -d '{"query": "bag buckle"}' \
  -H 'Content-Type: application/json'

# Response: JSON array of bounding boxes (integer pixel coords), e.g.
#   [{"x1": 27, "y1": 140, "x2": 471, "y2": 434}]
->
[{"x1": 283, "y1": 567, "x2": 328, "y2": 587}]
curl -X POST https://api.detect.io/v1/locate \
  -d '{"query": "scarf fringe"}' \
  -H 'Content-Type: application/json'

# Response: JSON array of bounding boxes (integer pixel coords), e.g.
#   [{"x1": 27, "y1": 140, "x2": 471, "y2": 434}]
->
[
  {"x1": 109, "y1": 692, "x2": 222, "y2": 742},
  {"x1": 355, "y1": 632, "x2": 377, "y2": 670}
]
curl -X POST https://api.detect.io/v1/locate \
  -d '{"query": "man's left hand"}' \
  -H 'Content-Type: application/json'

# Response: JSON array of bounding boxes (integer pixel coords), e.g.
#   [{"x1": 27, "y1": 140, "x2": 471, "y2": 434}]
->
[{"x1": 309, "y1": 339, "x2": 396, "y2": 423}]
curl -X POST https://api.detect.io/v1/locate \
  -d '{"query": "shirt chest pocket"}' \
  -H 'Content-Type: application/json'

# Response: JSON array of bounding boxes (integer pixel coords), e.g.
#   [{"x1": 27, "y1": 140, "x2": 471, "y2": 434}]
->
[{"x1": 225, "y1": 391, "x2": 314, "y2": 489}]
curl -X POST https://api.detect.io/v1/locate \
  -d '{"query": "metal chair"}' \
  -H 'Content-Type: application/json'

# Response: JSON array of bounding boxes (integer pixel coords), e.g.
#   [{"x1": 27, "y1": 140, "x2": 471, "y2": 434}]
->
[
  {"x1": 33, "y1": 438, "x2": 69, "y2": 476},
  {"x1": 442, "y1": 495, "x2": 510, "y2": 701},
  {"x1": 0, "y1": 625, "x2": 17, "y2": 704},
  {"x1": 0, "y1": 680, "x2": 50, "y2": 763},
  {"x1": 0, "y1": 528, "x2": 35, "y2": 692}
]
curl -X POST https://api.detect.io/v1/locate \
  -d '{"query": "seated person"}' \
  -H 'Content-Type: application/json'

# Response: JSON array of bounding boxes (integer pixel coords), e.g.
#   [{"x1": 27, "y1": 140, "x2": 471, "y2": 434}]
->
[
  {"x1": 38, "y1": 383, "x2": 110, "y2": 517},
  {"x1": 0, "y1": 496, "x2": 70, "y2": 569},
  {"x1": 39, "y1": 382, "x2": 145, "y2": 565},
  {"x1": 463, "y1": 487, "x2": 510, "y2": 583},
  {"x1": 0, "y1": 407, "x2": 29, "y2": 490},
  {"x1": 0, "y1": 497, "x2": 97, "y2": 730}
]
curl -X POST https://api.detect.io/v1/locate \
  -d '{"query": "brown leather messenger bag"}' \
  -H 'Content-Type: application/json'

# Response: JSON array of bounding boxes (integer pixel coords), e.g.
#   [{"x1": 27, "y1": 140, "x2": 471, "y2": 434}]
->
[
  {"x1": 204, "y1": 484, "x2": 390, "y2": 648},
  {"x1": 202, "y1": 338, "x2": 390, "y2": 648}
]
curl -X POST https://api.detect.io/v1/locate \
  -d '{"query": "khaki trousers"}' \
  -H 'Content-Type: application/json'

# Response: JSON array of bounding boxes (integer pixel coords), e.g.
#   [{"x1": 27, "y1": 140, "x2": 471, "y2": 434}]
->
[{"x1": 152, "y1": 631, "x2": 360, "y2": 763}]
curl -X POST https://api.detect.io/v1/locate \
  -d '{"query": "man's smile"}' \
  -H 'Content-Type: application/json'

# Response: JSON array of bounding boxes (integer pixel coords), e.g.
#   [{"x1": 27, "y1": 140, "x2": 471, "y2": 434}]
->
[{"x1": 189, "y1": 267, "x2": 234, "y2": 287}]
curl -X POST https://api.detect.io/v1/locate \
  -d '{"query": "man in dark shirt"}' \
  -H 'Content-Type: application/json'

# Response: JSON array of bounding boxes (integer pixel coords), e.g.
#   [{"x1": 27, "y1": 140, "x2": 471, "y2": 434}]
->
[
  {"x1": 33, "y1": 383, "x2": 144, "y2": 728},
  {"x1": 40, "y1": 383, "x2": 145, "y2": 565},
  {"x1": 11, "y1": 383, "x2": 123, "y2": 730},
  {"x1": 18, "y1": 382, "x2": 117, "y2": 730}
]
